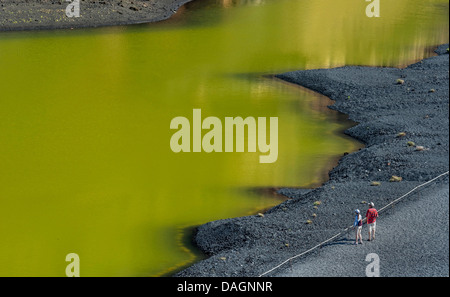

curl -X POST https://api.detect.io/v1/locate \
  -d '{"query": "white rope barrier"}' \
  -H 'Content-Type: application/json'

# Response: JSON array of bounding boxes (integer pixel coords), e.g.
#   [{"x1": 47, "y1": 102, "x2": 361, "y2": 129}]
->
[{"x1": 258, "y1": 171, "x2": 449, "y2": 277}]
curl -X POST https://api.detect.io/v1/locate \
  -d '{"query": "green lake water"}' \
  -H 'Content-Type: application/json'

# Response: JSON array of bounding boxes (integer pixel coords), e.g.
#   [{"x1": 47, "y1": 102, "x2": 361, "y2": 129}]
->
[{"x1": 0, "y1": 0, "x2": 448, "y2": 276}]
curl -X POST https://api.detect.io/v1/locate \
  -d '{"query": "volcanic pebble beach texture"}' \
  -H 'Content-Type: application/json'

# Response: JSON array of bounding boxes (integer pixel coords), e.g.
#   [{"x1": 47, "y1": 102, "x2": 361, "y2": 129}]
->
[{"x1": 0, "y1": 0, "x2": 192, "y2": 31}]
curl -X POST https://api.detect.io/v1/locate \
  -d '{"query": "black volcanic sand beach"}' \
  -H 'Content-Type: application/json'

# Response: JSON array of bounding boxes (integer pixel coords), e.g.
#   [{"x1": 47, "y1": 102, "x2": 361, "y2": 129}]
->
[
  {"x1": 0, "y1": 0, "x2": 191, "y2": 31},
  {"x1": 177, "y1": 44, "x2": 449, "y2": 277}
]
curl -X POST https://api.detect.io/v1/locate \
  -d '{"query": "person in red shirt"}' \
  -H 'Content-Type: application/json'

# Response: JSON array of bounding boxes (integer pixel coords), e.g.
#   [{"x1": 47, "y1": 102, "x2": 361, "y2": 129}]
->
[{"x1": 366, "y1": 202, "x2": 379, "y2": 241}]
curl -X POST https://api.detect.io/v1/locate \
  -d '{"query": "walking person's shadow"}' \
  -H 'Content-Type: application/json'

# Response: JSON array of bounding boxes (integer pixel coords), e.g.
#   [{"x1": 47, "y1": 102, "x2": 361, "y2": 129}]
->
[{"x1": 321, "y1": 231, "x2": 359, "y2": 248}]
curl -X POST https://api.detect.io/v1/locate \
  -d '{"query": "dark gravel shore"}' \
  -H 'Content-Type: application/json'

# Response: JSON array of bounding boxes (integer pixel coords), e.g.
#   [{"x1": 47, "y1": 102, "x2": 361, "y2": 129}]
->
[
  {"x1": 275, "y1": 182, "x2": 449, "y2": 277},
  {"x1": 177, "y1": 44, "x2": 449, "y2": 277},
  {"x1": 0, "y1": 0, "x2": 192, "y2": 31}
]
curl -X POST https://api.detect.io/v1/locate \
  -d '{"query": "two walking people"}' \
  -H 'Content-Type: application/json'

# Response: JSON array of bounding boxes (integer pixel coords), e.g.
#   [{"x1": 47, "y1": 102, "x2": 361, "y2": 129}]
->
[{"x1": 353, "y1": 202, "x2": 378, "y2": 245}]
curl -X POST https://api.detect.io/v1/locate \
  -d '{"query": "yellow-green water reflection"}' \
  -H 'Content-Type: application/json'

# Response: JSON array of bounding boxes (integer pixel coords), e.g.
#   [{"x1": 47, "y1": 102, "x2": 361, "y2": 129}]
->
[{"x1": 0, "y1": 0, "x2": 448, "y2": 276}]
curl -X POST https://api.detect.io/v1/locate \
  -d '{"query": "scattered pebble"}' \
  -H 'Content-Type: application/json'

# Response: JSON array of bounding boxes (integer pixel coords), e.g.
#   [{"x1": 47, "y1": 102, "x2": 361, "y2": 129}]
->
[{"x1": 389, "y1": 175, "x2": 403, "y2": 182}]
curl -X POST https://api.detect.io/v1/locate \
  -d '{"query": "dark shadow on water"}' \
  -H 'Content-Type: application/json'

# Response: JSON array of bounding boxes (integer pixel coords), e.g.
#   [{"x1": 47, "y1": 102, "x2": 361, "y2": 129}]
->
[
  {"x1": 153, "y1": 0, "x2": 270, "y2": 29},
  {"x1": 159, "y1": 225, "x2": 207, "y2": 277}
]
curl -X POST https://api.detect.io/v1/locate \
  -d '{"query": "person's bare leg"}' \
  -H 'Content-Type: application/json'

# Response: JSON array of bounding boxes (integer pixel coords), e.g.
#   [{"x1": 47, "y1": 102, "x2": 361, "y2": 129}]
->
[{"x1": 358, "y1": 229, "x2": 363, "y2": 244}]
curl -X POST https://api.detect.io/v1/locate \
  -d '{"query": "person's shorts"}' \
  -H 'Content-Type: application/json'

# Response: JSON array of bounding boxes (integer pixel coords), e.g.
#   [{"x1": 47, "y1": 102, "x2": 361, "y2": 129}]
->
[
  {"x1": 356, "y1": 226, "x2": 362, "y2": 234},
  {"x1": 368, "y1": 222, "x2": 376, "y2": 232}
]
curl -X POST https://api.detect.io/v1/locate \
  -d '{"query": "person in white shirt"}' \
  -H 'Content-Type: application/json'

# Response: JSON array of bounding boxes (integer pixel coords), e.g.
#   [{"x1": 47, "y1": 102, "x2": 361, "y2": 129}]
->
[{"x1": 353, "y1": 209, "x2": 363, "y2": 245}]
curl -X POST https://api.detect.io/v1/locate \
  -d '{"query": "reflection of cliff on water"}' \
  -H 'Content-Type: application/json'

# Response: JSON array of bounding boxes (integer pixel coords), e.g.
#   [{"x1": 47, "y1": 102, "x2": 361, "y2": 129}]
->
[{"x1": 156, "y1": 0, "x2": 267, "y2": 27}]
